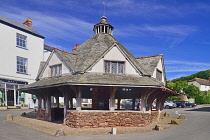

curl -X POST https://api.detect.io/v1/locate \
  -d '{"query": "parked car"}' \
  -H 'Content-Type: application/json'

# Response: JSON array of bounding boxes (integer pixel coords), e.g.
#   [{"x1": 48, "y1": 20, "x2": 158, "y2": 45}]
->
[
  {"x1": 121, "y1": 100, "x2": 140, "y2": 109},
  {"x1": 183, "y1": 101, "x2": 196, "y2": 107},
  {"x1": 164, "y1": 101, "x2": 176, "y2": 109},
  {"x1": 173, "y1": 101, "x2": 196, "y2": 108},
  {"x1": 173, "y1": 101, "x2": 186, "y2": 108}
]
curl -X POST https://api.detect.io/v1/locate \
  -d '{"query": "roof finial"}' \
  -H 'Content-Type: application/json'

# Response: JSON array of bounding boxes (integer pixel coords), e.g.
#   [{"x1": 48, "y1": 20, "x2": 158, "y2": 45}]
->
[{"x1": 103, "y1": 2, "x2": 106, "y2": 16}]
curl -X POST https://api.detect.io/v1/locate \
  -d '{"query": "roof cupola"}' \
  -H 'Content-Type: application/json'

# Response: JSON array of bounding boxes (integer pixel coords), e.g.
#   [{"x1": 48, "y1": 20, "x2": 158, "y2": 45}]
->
[{"x1": 93, "y1": 16, "x2": 114, "y2": 35}]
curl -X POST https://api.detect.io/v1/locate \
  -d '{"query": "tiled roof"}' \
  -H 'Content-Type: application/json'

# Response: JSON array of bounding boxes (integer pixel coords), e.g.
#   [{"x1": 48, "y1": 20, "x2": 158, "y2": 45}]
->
[
  {"x1": 44, "y1": 44, "x2": 55, "y2": 52},
  {"x1": 19, "y1": 73, "x2": 164, "y2": 91},
  {"x1": 0, "y1": 16, "x2": 44, "y2": 39},
  {"x1": 72, "y1": 33, "x2": 149, "y2": 75},
  {"x1": 189, "y1": 77, "x2": 210, "y2": 86},
  {"x1": 136, "y1": 54, "x2": 163, "y2": 75}
]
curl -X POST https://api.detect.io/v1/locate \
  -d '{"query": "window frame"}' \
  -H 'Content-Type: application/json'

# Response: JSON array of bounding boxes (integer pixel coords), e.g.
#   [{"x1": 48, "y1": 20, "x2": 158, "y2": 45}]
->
[
  {"x1": 16, "y1": 56, "x2": 28, "y2": 74},
  {"x1": 16, "y1": 33, "x2": 27, "y2": 49},
  {"x1": 50, "y1": 64, "x2": 62, "y2": 77},
  {"x1": 156, "y1": 69, "x2": 162, "y2": 82},
  {"x1": 104, "y1": 61, "x2": 125, "y2": 74}
]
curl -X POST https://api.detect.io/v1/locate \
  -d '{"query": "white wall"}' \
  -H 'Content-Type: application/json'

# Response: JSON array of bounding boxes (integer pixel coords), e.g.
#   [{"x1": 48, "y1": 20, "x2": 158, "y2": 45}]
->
[
  {"x1": 88, "y1": 45, "x2": 139, "y2": 75},
  {"x1": 188, "y1": 81, "x2": 202, "y2": 90},
  {"x1": 41, "y1": 52, "x2": 69, "y2": 78},
  {"x1": 152, "y1": 59, "x2": 165, "y2": 83},
  {"x1": 0, "y1": 23, "x2": 44, "y2": 84}
]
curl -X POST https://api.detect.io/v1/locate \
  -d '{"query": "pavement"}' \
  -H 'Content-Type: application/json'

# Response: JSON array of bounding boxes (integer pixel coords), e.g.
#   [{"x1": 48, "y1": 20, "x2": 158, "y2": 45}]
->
[{"x1": 1, "y1": 106, "x2": 210, "y2": 140}]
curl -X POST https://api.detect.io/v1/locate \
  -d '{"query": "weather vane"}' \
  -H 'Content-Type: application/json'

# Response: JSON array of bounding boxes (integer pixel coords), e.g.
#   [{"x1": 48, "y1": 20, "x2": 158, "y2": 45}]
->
[{"x1": 103, "y1": 2, "x2": 106, "y2": 16}]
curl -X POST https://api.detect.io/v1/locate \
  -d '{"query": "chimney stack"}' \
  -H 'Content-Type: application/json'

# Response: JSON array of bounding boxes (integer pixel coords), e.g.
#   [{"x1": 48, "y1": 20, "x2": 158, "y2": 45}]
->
[
  {"x1": 72, "y1": 44, "x2": 80, "y2": 51},
  {"x1": 23, "y1": 18, "x2": 32, "y2": 28}
]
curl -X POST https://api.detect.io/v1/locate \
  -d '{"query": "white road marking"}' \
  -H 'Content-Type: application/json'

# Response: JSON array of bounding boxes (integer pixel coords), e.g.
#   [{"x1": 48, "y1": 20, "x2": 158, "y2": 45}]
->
[{"x1": 176, "y1": 110, "x2": 181, "y2": 116}]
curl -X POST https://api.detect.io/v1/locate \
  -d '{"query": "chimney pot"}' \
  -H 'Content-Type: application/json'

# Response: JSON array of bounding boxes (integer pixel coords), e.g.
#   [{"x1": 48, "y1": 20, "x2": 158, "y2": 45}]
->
[
  {"x1": 72, "y1": 44, "x2": 80, "y2": 51},
  {"x1": 23, "y1": 18, "x2": 32, "y2": 28}
]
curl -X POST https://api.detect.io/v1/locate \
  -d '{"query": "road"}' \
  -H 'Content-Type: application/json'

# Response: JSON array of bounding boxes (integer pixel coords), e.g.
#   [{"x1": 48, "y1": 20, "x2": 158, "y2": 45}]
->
[{"x1": 0, "y1": 106, "x2": 210, "y2": 140}]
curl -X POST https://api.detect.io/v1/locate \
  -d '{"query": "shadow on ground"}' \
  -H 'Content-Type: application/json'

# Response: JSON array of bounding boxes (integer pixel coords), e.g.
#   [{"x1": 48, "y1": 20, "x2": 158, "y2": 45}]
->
[
  {"x1": 23, "y1": 110, "x2": 63, "y2": 124},
  {"x1": 185, "y1": 107, "x2": 210, "y2": 112}
]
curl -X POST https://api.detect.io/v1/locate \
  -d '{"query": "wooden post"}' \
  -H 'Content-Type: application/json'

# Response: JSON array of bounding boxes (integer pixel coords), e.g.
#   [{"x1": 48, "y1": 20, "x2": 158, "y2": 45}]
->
[
  {"x1": 117, "y1": 98, "x2": 121, "y2": 110},
  {"x1": 76, "y1": 86, "x2": 82, "y2": 111},
  {"x1": 46, "y1": 94, "x2": 51, "y2": 121},
  {"x1": 110, "y1": 87, "x2": 117, "y2": 112},
  {"x1": 69, "y1": 98, "x2": 73, "y2": 108},
  {"x1": 140, "y1": 92, "x2": 147, "y2": 112},
  {"x1": 55, "y1": 96, "x2": 59, "y2": 108},
  {"x1": 132, "y1": 98, "x2": 135, "y2": 110}
]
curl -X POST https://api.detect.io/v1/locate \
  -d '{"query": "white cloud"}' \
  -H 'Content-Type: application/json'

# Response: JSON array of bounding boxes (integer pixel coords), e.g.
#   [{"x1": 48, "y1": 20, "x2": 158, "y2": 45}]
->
[
  {"x1": 0, "y1": 5, "x2": 94, "y2": 42},
  {"x1": 165, "y1": 60, "x2": 210, "y2": 73}
]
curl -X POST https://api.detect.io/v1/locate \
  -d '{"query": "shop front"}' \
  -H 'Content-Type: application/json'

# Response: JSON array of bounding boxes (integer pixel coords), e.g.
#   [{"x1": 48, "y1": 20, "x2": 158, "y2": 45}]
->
[{"x1": 0, "y1": 78, "x2": 28, "y2": 108}]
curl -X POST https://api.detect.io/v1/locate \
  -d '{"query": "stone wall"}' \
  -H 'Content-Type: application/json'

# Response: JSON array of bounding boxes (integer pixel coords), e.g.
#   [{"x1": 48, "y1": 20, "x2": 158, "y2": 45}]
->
[
  {"x1": 37, "y1": 108, "x2": 64, "y2": 121},
  {"x1": 65, "y1": 111, "x2": 158, "y2": 128},
  {"x1": 37, "y1": 108, "x2": 47, "y2": 121}
]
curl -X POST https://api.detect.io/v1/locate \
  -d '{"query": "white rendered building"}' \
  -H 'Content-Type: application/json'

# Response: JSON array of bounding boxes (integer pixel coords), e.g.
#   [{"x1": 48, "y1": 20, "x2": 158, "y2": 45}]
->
[
  {"x1": 188, "y1": 77, "x2": 210, "y2": 91},
  {"x1": 0, "y1": 16, "x2": 45, "y2": 108}
]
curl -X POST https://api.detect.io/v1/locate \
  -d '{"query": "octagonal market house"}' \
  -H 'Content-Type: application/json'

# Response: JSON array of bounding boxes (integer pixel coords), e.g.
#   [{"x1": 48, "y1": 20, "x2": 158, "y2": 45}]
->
[{"x1": 19, "y1": 16, "x2": 175, "y2": 128}]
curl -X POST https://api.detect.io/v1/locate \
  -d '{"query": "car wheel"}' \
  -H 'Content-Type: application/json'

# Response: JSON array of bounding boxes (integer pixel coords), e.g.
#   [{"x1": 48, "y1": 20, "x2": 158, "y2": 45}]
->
[
  {"x1": 189, "y1": 105, "x2": 192, "y2": 108},
  {"x1": 165, "y1": 105, "x2": 169, "y2": 109}
]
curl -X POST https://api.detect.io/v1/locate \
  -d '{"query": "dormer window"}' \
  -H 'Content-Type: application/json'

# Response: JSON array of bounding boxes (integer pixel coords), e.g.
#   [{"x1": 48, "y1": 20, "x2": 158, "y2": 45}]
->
[
  {"x1": 156, "y1": 69, "x2": 162, "y2": 82},
  {"x1": 105, "y1": 61, "x2": 125, "y2": 74},
  {"x1": 50, "y1": 64, "x2": 62, "y2": 76}
]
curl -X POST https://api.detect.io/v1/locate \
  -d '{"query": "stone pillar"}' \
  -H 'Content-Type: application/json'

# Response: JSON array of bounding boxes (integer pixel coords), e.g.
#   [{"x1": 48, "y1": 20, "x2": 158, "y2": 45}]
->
[
  {"x1": 46, "y1": 94, "x2": 51, "y2": 121},
  {"x1": 117, "y1": 98, "x2": 121, "y2": 110},
  {"x1": 76, "y1": 86, "x2": 82, "y2": 111},
  {"x1": 110, "y1": 87, "x2": 116, "y2": 112}
]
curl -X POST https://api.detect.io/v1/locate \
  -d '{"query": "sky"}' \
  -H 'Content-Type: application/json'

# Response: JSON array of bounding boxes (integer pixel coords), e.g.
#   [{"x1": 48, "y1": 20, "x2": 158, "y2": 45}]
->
[{"x1": 1, "y1": 0, "x2": 210, "y2": 81}]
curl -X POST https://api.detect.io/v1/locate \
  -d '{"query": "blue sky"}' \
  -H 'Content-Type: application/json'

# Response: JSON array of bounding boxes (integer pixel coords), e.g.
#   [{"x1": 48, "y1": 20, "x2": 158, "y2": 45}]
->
[{"x1": 1, "y1": 0, "x2": 210, "y2": 80}]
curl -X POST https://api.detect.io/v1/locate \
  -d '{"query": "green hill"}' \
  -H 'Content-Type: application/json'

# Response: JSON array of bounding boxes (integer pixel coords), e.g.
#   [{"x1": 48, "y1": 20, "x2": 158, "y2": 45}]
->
[{"x1": 171, "y1": 69, "x2": 210, "y2": 82}]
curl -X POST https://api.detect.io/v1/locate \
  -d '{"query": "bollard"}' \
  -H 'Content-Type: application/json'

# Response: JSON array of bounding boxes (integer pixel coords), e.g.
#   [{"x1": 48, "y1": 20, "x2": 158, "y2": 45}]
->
[
  {"x1": 111, "y1": 127, "x2": 117, "y2": 135},
  {"x1": 7, "y1": 114, "x2": 13, "y2": 121}
]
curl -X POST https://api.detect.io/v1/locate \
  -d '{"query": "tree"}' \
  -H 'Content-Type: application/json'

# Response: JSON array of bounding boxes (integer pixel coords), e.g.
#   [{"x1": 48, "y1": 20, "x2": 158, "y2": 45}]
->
[
  {"x1": 184, "y1": 84, "x2": 200, "y2": 98},
  {"x1": 167, "y1": 81, "x2": 200, "y2": 99}
]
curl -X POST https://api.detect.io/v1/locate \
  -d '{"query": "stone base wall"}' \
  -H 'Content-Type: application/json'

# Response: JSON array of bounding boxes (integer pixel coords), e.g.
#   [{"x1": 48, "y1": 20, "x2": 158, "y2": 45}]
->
[
  {"x1": 37, "y1": 108, "x2": 47, "y2": 121},
  {"x1": 37, "y1": 108, "x2": 64, "y2": 121},
  {"x1": 65, "y1": 112, "x2": 158, "y2": 128}
]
